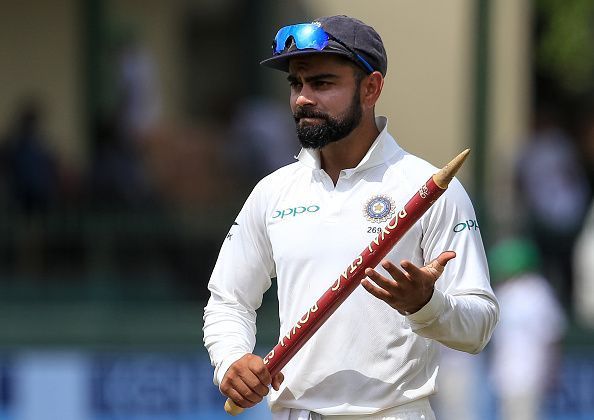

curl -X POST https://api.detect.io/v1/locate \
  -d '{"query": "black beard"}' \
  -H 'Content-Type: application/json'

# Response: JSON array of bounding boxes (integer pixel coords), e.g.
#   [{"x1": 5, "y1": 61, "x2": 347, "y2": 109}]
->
[{"x1": 293, "y1": 91, "x2": 362, "y2": 149}]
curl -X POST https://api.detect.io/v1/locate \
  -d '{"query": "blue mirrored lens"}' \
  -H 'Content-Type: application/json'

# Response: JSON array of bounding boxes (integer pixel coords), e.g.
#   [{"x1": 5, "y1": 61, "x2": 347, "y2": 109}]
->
[
  {"x1": 272, "y1": 23, "x2": 375, "y2": 73},
  {"x1": 273, "y1": 24, "x2": 329, "y2": 54}
]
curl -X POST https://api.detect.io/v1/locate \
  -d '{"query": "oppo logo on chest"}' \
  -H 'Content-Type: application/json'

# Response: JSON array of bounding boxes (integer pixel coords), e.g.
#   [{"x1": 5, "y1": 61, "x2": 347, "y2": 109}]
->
[{"x1": 272, "y1": 205, "x2": 320, "y2": 219}]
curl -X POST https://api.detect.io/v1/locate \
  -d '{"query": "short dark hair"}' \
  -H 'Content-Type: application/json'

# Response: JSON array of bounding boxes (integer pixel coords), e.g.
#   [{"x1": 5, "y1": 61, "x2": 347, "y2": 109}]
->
[
  {"x1": 353, "y1": 64, "x2": 367, "y2": 86},
  {"x1": 331, "y1": 54, "x2": 368, "y2": 87}
]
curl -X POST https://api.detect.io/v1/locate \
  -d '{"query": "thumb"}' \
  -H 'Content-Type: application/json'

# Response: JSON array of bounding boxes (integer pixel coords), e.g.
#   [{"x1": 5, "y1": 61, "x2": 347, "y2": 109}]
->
[
  {"x1": 271, "y1": 372, "x2": 284, "y2": 391},
  {"x1": 426, "y1": 251, "x2": 456, "y2": 280}
]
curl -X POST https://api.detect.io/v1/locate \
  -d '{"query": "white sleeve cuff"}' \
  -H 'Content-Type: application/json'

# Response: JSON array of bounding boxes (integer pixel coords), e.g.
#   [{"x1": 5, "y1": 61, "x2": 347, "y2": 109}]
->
[
  {"x1": 214, "y1": 351, "x2": 248, "y2": 388},
  {"x1": 406, "y1": 287, "x2": 446, "y2": 328}
]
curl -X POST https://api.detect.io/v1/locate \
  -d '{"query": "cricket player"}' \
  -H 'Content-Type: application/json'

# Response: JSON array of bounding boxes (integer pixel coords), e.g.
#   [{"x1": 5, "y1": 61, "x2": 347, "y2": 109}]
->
[{"x1": 203, "y1": 15, "x2": 499, "y2": 420}]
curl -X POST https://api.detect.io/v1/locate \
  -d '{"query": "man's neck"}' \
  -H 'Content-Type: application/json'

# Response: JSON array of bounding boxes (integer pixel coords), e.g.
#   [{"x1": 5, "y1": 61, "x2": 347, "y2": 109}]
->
[{"x1": 319, "y1": 117, "x2": 380, "y2": 185}]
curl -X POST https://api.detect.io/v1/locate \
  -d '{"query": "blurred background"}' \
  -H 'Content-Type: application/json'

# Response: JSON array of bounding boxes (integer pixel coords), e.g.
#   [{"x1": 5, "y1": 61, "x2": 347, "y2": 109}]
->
[{"x1": 0, "y1": 0, "x2": 593, "y2": 419}]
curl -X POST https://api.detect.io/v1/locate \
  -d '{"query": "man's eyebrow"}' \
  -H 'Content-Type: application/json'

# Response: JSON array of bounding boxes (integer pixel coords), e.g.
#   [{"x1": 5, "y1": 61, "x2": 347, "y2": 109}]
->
[{"x1": 287, "y1": 73, "x2": 339, "y2": 83}]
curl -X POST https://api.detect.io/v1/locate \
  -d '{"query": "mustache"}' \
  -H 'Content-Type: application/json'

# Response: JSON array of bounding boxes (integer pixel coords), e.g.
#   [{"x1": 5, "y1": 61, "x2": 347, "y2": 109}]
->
[{"x1": 293, "y1": 107, "x2": 330, "y2": 121}]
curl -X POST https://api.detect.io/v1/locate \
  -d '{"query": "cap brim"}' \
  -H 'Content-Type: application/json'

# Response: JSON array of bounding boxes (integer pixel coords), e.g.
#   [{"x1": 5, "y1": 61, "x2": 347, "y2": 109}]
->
[{"x1": 260, "y1": 49, "x2": 352, "y2": 72}]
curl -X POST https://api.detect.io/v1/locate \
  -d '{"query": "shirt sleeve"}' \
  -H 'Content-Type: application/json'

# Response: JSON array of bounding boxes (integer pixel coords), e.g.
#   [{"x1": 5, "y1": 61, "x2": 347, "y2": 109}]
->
[
  {"x1": 410, "y1": 178, "x2": 499, "y2": 354},
  {"x1": 203, "y1": 180, "x2": 275, "y2": 386}
]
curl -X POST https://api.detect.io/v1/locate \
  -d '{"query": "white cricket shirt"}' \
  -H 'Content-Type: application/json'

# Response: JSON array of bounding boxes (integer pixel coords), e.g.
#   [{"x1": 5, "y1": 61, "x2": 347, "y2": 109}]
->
[{"x1": 203, "y1": 117, "x2": 499, "y2": 416}]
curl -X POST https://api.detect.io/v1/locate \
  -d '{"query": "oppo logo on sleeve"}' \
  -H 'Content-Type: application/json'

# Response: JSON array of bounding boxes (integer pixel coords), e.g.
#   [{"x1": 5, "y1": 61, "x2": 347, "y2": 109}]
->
[{"x1": 453, "y1": 219, "x2": 480, "y2": 233}]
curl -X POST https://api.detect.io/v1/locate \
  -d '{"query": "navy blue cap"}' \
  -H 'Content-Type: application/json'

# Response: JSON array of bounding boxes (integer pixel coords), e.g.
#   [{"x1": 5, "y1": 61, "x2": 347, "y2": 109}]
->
[{"x1": 260, "y1": 15, "x2": 388, "y2": 76}]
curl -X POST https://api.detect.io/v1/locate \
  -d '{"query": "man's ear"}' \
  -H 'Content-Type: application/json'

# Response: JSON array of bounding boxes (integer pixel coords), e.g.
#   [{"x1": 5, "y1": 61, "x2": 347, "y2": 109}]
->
[{"x1": 361, "y1": 71, "x2": 384, "y2": 109}]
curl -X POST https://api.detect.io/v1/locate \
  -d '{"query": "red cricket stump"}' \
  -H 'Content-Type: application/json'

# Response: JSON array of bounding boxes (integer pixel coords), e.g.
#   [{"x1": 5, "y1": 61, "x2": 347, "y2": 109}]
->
[{"x1": 224, "y1": 149, "x2": 471, "y2": 415}]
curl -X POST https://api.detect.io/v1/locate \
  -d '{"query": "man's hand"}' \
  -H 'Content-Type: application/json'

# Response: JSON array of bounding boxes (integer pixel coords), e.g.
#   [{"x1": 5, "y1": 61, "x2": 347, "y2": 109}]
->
[
  {"x1": 220, "y1": 354, "x2": 284, "y2": 409},
  {"x1": 361, "y1": 251, "x2": 456, "y2": 315}
]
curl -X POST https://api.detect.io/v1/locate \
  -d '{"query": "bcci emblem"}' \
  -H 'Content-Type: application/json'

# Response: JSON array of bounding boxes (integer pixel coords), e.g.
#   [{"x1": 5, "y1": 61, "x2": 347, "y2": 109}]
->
[{"x1": 363, "y1": 195, "x2": 396, "y2": 223}]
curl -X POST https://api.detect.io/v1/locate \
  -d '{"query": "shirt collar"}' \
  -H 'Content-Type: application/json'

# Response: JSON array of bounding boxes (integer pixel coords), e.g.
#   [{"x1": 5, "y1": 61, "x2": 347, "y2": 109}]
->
[{"x1": 296, "y1": 116, "x2": 402, "y2": 173}]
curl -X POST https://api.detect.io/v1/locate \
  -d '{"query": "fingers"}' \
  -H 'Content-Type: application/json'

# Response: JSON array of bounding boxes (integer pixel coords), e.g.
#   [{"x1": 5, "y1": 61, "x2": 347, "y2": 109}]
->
[
  {"x1": 221, "y1": 354, "x2": 272, "y2": 408},
  {"x1": 380, "y1": 260, "x2": 408, "y2": 283},
  {"x1": 225, "y1": 383, "x2": 260, "y2": 408},
  {"x1": 399, "y1": 259, "x2": 423, "y2": 278},
  {"x1": 364, "y1": 260, "x2": 413, "y2": 295},
  {"x1": 400, "y1": 251, "x2": 456, "y2": 279},
  {"x1": 238, "y1": 369, "x2": 270, "y2": 401},
  {"x1": 362, "y1": 263, "x2": 401, "y2": 301},
  {"x1": 247, "y1": 356, "x2": 272, "y2": 391},
  {"x1": 365, "y1": 264, "x2": 399, "y2": 289},
  {"x1": 361, "y1": 251, "x2": 456, "y2": 314},
  {"x1": 361, "y1": 273, "x2": 393, "y2": 303}
]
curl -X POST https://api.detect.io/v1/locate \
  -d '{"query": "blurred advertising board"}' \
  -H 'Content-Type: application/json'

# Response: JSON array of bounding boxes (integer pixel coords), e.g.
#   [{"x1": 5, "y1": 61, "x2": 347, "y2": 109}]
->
[{"x1": 0, "y1": 350, "x2": 592, "y2": 419}]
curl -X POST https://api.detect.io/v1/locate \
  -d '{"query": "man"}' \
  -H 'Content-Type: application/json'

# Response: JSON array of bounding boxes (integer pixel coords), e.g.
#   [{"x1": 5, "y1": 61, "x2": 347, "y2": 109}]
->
[
  {"x1": 203, "y1": 15, "x2": 499, "y2": 419},
  {"x1": 488, "y1": 238, "x2": 566, "y2": 420}
]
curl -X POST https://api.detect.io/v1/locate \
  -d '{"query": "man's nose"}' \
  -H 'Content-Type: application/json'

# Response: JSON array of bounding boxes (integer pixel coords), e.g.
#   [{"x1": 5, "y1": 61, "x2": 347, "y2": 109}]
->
[{"x1": 295, "y1": 86, "x2": 315, "y2": 107}]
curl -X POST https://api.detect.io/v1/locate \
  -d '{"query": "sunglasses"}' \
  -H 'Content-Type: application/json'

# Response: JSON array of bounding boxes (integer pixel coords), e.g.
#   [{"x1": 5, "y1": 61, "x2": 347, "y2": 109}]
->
[{"x1": 272, "y1": 23, "x2": 374, "y2": 73}]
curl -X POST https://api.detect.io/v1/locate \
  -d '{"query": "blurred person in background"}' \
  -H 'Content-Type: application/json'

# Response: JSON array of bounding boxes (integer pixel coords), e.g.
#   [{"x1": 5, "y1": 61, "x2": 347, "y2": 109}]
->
[
  {"x1": 433, "y1": 344, "x2": 484, "y2": 420},
  {"x1": 86, "y1": 32, "x2": 161, "y2": 211},
  {"x1": 514, "y1": 104, "x2": 590, "y2": 311},
  {"x1": 573, "y1": 108, "x2": 594, "y2": 326},
  {"x1": 115, "y1": 32, "x2": 161, "y2": 143},
  {"x1": 576, "y1": 105, "x2": 594, "y2": 191},
  {"x1": 227, "y1": 97, "x2": 300, "y2": 183},
  {"x1": 87, "y1": 115, "x2": 155, "y2": 210},
  {"x1": 0, "y1": 99, "x2": 64, "y2": 277},
  {"x1": 0, "y1": 100, "x2": 60, "y2": 215},
  {"x1": 488, "y1": 238, "x2": 566, "y2": 420},
  {"x1": 573, "y1": 200, "x2": 594, "y2": 328}
]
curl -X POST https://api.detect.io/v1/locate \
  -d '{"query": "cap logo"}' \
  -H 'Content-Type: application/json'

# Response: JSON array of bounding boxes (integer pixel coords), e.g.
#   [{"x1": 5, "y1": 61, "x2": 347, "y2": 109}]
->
[{"x1": 363, "y1": 195, "x2": 395, "y2": 223}]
